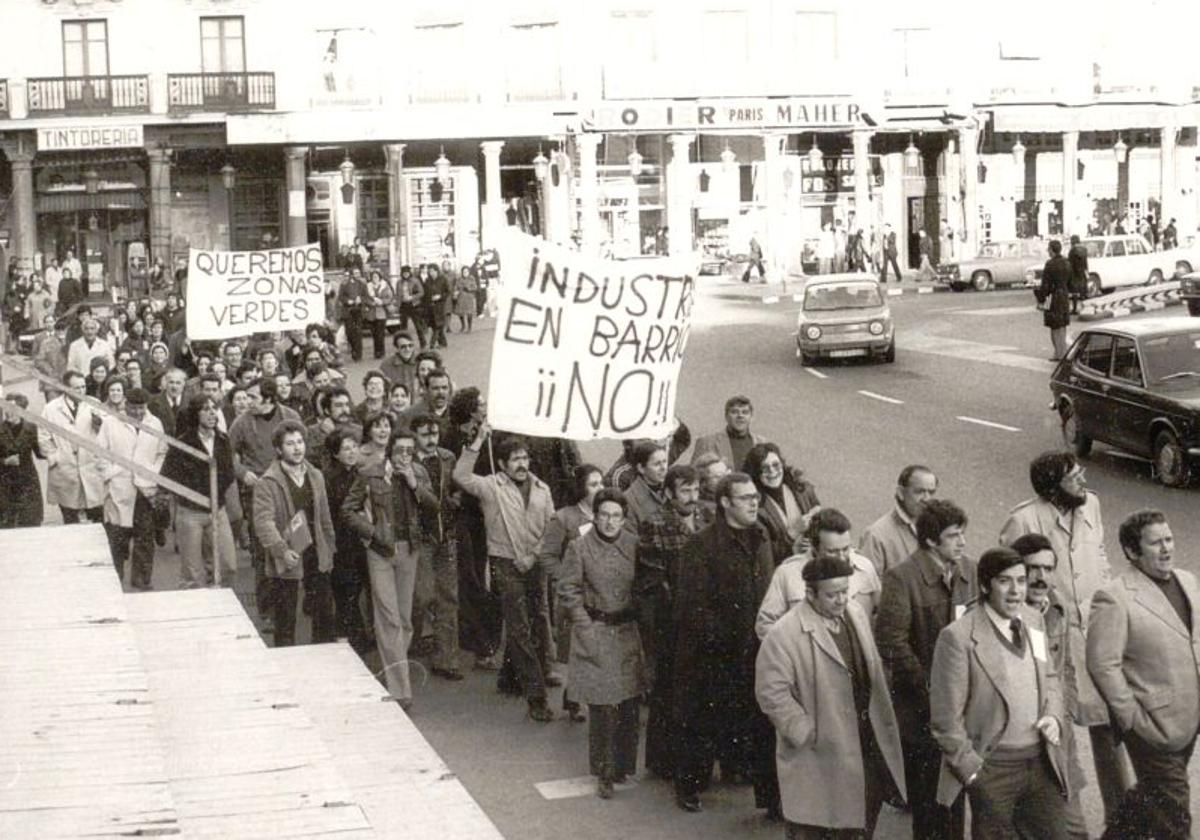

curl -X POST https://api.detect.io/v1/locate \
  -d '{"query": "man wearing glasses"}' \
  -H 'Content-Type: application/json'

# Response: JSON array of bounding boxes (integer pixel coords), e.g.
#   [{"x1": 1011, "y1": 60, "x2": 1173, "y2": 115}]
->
[
  {"x1": 380, "y1": 331, "x2": 419, "y2": 399},
  {"x1": 671, "y1": 471, "x2": 774, "y2": 813},
  {"x1": 1001, "y1": 451, "x2": 1127, "y2": 831}
]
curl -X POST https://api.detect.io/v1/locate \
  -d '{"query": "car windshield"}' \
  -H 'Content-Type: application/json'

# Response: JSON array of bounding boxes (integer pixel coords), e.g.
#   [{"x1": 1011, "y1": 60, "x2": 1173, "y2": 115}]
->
[
  {"x1": 804, "y1": 282, "x2": 883, "y2": 311},
  {"x1": 1081, "y1": 240, "x2": 1106, "y2": 258},
  {"x1": 1140, "y1": 331, "x2": 1200, "y2": 384}
]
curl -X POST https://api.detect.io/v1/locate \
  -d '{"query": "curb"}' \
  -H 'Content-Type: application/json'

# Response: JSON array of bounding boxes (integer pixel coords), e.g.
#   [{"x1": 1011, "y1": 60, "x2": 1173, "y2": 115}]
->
[{"x1": 1076, "y1": 285, "x2": 1182, "y2": 322}]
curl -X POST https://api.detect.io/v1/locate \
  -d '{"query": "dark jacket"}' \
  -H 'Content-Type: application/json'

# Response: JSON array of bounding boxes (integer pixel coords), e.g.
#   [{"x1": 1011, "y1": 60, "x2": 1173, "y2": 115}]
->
[
  {"x1": 875, "y1": 548, "x2": 979, "y2": 736},
  {"x1": 1037, "y1": 254, "x2": 1072, "y2": 329},
  {"x1": 1067, "y1": 243, "x2": 1090, "y2": 298},
  {"x1": 416, "y1": 446, "x2": 458, "y2": 543},
  {"x1": 158, "y1": 427, "x2": 236, "y2": 513},
  {"x1": 756, "y1": 469, "x2": 821, "y2": 563},
  {"x1": 325, "y1": 458, "x2": 367, "y2": 576},
  {"x1": 0, "y1": 419, "x2": 44, "y2": 525},
  {"x1": 524, "y1": 435, "x2": 583, "y2": 509},
  {"x1": 342, "y1": 461, "x2": 438, "y2": 555},
  {"x1": 147, "y1": 392, "x2": 184, "y2": 438},
  {"x1": 672, "y1": 515, "x2": 774, "y2": 732}
]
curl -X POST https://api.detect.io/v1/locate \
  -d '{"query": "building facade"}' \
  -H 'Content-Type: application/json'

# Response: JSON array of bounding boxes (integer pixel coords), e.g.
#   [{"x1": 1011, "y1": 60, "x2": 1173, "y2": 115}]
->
[{"x1": 1, "y1": 0, "x2": 1198, "y2": 293}]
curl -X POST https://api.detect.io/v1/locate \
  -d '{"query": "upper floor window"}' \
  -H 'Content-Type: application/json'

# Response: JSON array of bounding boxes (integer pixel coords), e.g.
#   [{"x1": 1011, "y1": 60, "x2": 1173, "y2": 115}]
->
[
  {"x1": 201, "y1": 17, "x2": 245, "y2": 73},
  {"x1": 605, "y1": 10, "x2": 657, "y2": 96},
  {"x1": 411, "y1": 23, "x2": 470, "y2": 103},
  {"x1": 892, "y1": 27, "x2": 935, "y2": 80},
  {"x1": 63, "y1": 20, "x2": 108, "y2": 77},
  {"x1": 793, "y1": 11, "x2": 838, "y2": 67},
  {"x1": 506, "y1": 22, "x2": 563, "y2": 101},
  {"x1": 702, "y1": 10, "x2": 750, "y2": 64}
]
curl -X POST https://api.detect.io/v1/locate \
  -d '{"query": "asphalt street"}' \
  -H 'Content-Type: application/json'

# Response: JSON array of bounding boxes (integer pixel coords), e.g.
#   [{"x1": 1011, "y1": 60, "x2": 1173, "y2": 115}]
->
[{"x1": 6, "y1": 277, "x2": 1199, "y2": 839}]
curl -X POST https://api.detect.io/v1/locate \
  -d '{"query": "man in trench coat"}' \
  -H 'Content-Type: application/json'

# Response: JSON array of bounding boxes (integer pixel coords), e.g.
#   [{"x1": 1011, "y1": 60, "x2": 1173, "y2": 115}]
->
[{"x1": 756, "y1": 555, "x2": 906, "y2": 838}]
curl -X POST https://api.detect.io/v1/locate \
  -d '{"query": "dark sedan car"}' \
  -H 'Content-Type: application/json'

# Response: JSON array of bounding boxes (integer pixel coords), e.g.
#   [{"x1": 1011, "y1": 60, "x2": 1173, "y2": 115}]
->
[{"x1": 1051, "y1": 318, "x2": 1200, "y2": 486}]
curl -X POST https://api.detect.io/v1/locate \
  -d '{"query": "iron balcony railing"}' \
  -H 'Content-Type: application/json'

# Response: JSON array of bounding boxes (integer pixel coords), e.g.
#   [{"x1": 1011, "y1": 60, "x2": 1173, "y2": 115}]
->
[
  {"x1": 27, "y1": 75, "x2": 150, "y2": 115},
  {"x1": 0, "y1": 79, "x2": 8, "y2": 118},
  {"x1": 167, "y1": 71, "x2": 276, "y2": 113}
]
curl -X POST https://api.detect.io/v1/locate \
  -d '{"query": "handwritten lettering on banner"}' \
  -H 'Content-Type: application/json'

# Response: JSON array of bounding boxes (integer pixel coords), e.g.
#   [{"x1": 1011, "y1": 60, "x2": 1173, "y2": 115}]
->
[
  {"x1": 186, "y1": 244, "x2": 326, "y2": 340},
  {"x1": 487, "y1": 231, "x2": 696, "y2": 440}
]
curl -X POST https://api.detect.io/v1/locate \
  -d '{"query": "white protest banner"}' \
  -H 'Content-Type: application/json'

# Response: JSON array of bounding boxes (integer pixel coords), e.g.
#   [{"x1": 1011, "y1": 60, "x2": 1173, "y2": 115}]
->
[
  {"x1": 186, "y1": 244, "x2": 325, "y2": 340},
  {"x1": 487, "y1": 230, "x2": 696, "y2": 440}
]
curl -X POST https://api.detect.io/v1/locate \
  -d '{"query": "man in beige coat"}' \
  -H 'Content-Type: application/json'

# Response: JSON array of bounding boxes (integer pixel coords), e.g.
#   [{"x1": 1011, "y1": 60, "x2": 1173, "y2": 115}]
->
[
  {"x1": 1087, "y1": 510, "x2": 1200, "y2": 839},
  {"x1": 756, "y1": 555, "x2": 906, "y2": 837},
  {"x1": 999, "y1": 451, "x2": 1128, "y2": 820}
]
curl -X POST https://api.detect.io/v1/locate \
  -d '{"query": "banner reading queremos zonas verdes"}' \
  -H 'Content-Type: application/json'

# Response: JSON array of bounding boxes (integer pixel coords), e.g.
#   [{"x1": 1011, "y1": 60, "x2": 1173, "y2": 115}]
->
[
  {"x1": 186, "y1": 244, "x2": 325, "y2": 340},
  {"x1": 487, "y1": 230, "x2": 697, "y2": 441}
]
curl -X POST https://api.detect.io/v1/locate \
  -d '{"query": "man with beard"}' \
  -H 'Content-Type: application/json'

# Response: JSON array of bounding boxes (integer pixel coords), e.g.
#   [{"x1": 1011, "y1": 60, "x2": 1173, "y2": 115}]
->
[
  {"x1": 690, "y1": 395, "x2": 767, "y2": 472},
  {"x1": 381, "y1": 331, "x2": 420, "y2": 398},
  {"x1": 290, "y1": 347, "x2": 344, "y2": 415},
  {"x1": 1013, "y1": 532, "x2": 1090, "y2": 839},
  {"x1": 454, "y1": 424, "x2": 556, "y2": 720},
  {"x1": 860, "y1": 464, "x2": 938, "y2": 577},
  {"x1": 304, "y1": 387, "x2": 362, "y2": 473},
  {"x1": 875, "y1": 499, "x2": 977, "y2": 840},
  {"x1": 636, "y1": 464, "x2": 713, "y2": 780},
  {"x1": 1000, "y1": 451, "x2": 1127, "y2": 827},
  {"x1": 399, "y1": 367, "x2": 453, "y2": 438},
  {"x1": 671, "y1": 471, "x2": 774, "y2": 813}
]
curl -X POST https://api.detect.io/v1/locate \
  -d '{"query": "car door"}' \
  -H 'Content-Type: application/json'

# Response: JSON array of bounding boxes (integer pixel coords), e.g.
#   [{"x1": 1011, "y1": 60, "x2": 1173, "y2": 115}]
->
[
  {"x1": 1104, "y1": 239, "x2": 1132, "y2": 288},
  {"x1": 1067, "y1": 332, "x2": 1115, "y2": 443},
  {"x1": 1106, "y1": 335, "x2": 1154, "y2": 455},
  {"x1": 1124, "y1": 236, "x2": 1157, "y2": 282}
]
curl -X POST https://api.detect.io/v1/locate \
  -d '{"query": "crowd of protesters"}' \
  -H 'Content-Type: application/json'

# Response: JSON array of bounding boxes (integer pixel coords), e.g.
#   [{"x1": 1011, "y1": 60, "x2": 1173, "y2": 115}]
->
[{"x1": 1, "y1": 260, "x2": 1196, "y2": 838}]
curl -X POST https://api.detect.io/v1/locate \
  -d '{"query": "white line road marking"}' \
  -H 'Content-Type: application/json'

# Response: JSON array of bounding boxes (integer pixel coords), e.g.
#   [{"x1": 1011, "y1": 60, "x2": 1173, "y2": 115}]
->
[
  {"x1": 762, "y1": 295, "x2": 780, "y2": 304},
  {"x1": 792, "y1": 292, "x2": 804, "y2": 302},
  {"x1": 886, "y1": 288, "x2": 903, "y2": 297},
  {"x1": 956, "y1": 415, "x2": 1021, "y2": 432},
  {"x1": 917, "y1": 286, "x2": 934, "y2": 294},
  {"x1": 805, "y1": 368, "x2": 829, "y2": 379},
  {"x1": 858, "y1": 390, "x2": 904, "y2": 405},
  {"x1": 536, "y1": 775, "x2": 639, "y2": 800}
]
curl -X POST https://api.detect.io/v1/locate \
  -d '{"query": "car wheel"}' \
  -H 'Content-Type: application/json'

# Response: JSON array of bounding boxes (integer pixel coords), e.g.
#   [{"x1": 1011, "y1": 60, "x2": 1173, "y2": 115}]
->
[
  {"x1": 1188, "y1": 299, "x2": 1200, "y2": 317},
  {"x1": 883, "y1": 341, "x2": 896, "y2": 363},
  {"x1": 1086, "y1": 274, "x2": 1103, "y2": 298},
  {"x1": 1175, "y1": 261, "x2": 1193, "y2": 277},
  {"x1": 971, "y1": 271, "x2": 992, "y2": 292},
  {"x1": 1147, "y1": 269, "x2": 1165, "y2": 285},
  {"x1": 1060, "y1": 405, "x2": 1092, "y2": 457},
  {"x1": 1153, "y1": 430, "x2": 1191, "y2": 487}
]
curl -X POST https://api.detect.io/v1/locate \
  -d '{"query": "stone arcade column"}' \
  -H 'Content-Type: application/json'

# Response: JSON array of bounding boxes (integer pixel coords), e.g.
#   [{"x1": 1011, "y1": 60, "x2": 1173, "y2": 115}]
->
[
  {"x1": 480, "y1": 141, "x2": 504, "y2": 251},
  {"x1": 852, "y1": 128, "x2": 873, "y2": 234},
  {"x1": 666, "y1": 134, "x2": 695, "y2": 258},
  {"x1": 1061, "y1": 130, "x2": 1079, "y2": 237},
  {"x1": 1160, "y1": 125, "x2": 1178, "y2": 230},
  {"x1": 283, "y1": 146, "x2": 308, "y2": 247},
  {"x1": 576, "y1": 133, "x2": 602, "y2": 254},
  {"x1": 762, "y1": 132, "x2": 787, "y2": 276},
  {"x1": 7, "y1": 148, "x2": 37, "y2": 273},
  {"x1": 384, "y1": 143, "x2": 406, "y2": 272},
  {"x1": 146, "y1": 147, "x2": 172, "y2": 264},
  {"x1": 960, "y1": 123, "x2": 980, "y2": 257}
]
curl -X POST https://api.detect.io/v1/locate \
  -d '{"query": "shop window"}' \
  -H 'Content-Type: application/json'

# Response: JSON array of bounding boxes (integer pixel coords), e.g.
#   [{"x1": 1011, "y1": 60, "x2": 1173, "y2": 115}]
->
[
  {"x1": 407, "y1": 174, "x2": 456, "y2": 264},
  {"x1": 232, "y1": 178, "x2": 281, "y2": 251},
  {"x1": 63, "y1": 20, "x2": 109, "y2": 77},
  {"x1": 793, "y1": 11, "x2": 837, "y2": 67},
  {"x1": 505, "y1": 22, "x2": 564, "y2": 101},
  {"x1": 356, "y1": 175, "x2": 390, "y2": 244},
  {"x1": 411, "y1": 23, "x2": 470, "y2": 104},
  {"x1": 201, "y1": 17, "x2": 246, "y2": 73}
]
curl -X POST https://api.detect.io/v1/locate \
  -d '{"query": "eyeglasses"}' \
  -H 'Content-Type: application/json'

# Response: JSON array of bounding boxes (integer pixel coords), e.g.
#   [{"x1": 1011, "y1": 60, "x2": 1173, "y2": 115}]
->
[{"x1": 392, "y1": 445, "x2": 415, "y2": 454}]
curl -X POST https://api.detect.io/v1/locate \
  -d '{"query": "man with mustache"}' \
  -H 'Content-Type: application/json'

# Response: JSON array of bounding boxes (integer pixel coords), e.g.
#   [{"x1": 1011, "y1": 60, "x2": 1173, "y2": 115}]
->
[{"x1": 1000, "y1": 452, "x2": 1128, "y2": 828}]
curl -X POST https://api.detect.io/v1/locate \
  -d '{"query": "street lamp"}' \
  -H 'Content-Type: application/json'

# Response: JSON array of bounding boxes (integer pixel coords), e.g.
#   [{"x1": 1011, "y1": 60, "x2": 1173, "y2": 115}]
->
[
  {"x1": 1113, "y1": 134, "x2": 1128, "y2": 164},
  {"x1": 720, "y1": 141, "x2": 737, "y2": 172},
  {"x1": 532, "y1": 146, "x2": 549, "y2": 182},
  {"x1": 1012, "y1": 135, "x2": 1026, "y2": 167},
  {"x1": 434, "y1": 145, "x2": 451, "y2": 183},
  {"x1": 904, "y1": 135, "x2": 920, "y2": 169},
  {"x1": 220, "y1": 163, "x2": 236, "y2": 191},
  {"x1": 807, "y1": 135, "x2": 823, "y2": 168},
  {"x1": 339, "y1": 152, "x2": 355, "y2": 186},
  {"x1": 627, "y1": 136, "x2": 643, "y2": 177}
]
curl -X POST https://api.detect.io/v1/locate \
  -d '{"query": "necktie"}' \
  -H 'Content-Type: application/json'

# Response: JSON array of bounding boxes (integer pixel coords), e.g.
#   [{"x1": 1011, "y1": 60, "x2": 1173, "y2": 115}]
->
[{"x1": 1009, "y1": 618, "x2": 1025, "y2": 653}]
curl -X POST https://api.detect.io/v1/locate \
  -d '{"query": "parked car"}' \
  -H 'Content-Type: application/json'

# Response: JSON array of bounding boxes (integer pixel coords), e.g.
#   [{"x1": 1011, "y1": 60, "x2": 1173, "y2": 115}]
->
[
  {"x1": 1025, "y1": 235, "x2": 1198, "y2": 296},
  {"x1": 1179, "y1": 271, "x2": 1200, "y2": 317},
  {"x1": 1050, "y1": 317, "x2": 1200, "y2": 486},
  {"x1": 795, "y1": 274, "x2": 894, "y2": 365},
  {"x1": 937, "y1": 238, "x2": 1047, "y2": 291}
]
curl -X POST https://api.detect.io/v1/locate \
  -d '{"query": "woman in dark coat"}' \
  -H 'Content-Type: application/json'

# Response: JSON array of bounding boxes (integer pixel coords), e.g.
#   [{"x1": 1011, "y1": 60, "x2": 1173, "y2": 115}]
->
[
  {"x1": 1037, "y1": 238, "x2": 1072, "y2": 361},
  {"x1": 744, "y1": 442, "x2": 821, "y2": 565},
  {"x1": 0, "y1": 393, "x2": 44, "y2": 528}
]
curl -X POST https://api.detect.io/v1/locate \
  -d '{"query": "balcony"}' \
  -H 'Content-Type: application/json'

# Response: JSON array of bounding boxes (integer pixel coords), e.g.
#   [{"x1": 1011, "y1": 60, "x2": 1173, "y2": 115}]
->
[
  {"x1": 27, "y1": 75, "x2": 150, "y2": 116},
  {"x1": 167, "y1": 72, "x2": 276, "y2": 114},
  {"x1": 0, "y1": 79, "x2": 7, "y2": 118}
]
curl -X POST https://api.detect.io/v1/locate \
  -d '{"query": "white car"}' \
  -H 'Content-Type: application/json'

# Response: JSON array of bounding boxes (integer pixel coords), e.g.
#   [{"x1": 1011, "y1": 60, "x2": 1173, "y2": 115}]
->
[{"x1": 1025, "y1": 235, "x2": 1198, "y2": 296}]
